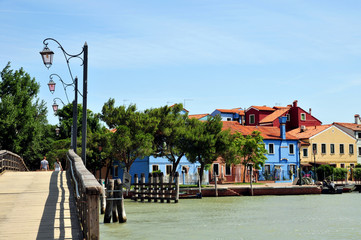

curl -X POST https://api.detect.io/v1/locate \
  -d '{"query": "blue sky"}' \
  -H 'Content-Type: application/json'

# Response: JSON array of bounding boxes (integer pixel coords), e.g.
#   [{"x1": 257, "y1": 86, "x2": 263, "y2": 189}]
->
[{"x1": 1, "y1": 0, "x2": 361, "y2": 125}]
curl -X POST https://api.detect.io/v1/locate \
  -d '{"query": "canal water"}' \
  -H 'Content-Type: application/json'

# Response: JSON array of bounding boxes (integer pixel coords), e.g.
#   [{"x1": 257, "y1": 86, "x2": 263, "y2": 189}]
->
[{"x1": 100, "y1": 193, "x2": 361, "y2": 240}]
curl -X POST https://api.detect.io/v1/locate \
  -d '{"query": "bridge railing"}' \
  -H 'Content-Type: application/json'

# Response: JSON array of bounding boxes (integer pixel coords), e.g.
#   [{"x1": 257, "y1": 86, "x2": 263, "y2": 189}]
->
[
  {"x1": 0, "y1": 150, "x2": 29, "y2": 173},
  {"x1": 67, "y1": 149, "x2": 103, "y2": 240}
]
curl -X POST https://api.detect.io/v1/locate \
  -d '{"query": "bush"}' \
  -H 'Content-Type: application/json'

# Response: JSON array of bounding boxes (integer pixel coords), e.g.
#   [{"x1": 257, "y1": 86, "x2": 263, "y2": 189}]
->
[
  {"x1": 333, "y1": 168, "x2": 347, "y2": 181},
  {"x1": 353, "y1": 168, "x2": 361, "y2": 180}
]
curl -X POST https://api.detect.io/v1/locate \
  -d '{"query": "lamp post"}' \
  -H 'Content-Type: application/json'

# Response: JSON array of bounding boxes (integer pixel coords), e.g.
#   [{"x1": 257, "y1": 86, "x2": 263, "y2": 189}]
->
[
  {"x1": 298, "y1": 141, "x2": 302, "y2": 186},
  {"x1": 52, "y1": 97, "x2": 65, "y2": 114},
  {"x1": 47, "y1": 74, "x2": 79, "y2": 154},
  {"x1": 40, "y1": 38, "x2": 88, "y2": 166},
  {"x1": 313, "y1": 149, "x2": 317, "y2": 183}
]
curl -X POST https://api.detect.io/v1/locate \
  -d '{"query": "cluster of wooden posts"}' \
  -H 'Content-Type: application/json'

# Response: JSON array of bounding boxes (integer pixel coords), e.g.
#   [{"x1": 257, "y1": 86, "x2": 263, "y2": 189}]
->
[
  {"x1": 132, "y1": 172, "x2": 180, "y2": 203},
  {"x1": 99, "y1": 172, "x2": 180, "y2": 224},
  {"x1": 99, "y1": 179, "x2": 127, "y2": 223}
]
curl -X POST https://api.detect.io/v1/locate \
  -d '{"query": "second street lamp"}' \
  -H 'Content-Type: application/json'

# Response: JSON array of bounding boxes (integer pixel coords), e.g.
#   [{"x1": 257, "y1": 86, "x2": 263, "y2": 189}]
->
[
  {"x1": 48, "y1": 74, "x2": 79, "y2": 153},
  {"x1": 40, "y1": 38, "x2": 88, "y2": 166}
]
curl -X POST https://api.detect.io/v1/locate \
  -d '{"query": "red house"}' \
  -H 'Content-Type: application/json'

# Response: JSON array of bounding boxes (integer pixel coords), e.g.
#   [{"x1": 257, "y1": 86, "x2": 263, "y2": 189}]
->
[{"x1": 245, "y1": 100, "x2": 322, "y2": 131}]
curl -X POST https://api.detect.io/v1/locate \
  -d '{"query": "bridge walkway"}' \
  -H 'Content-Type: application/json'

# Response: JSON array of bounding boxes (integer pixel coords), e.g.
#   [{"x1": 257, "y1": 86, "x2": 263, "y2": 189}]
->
[{"x1": 0, "y1": 171, "x2": 82, "y2": 239}]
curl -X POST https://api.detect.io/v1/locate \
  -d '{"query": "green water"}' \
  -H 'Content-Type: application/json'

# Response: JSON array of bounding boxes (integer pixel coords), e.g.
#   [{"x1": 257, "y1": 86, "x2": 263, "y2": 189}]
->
[{"x1": 100, "y1": 193, "x2": 361, "y2": 240}]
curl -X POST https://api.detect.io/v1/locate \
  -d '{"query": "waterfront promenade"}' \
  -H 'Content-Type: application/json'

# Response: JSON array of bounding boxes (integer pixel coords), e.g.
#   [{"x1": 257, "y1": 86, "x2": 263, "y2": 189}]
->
[{"x1": 0, "y1": 171, "x2": 81, "y2": 239}]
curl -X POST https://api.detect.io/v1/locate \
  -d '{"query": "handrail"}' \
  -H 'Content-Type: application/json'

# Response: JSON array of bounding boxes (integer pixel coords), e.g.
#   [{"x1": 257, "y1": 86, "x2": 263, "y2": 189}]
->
[
  {"x1": 0, "y1": 150, "x2": 29, "y2": 173},
  {"x1": 66, "y1": 149, "x2": 102, "y2": 240},
  {"x1": 66, "y1": 154, "x2": 80, "y2": 199}
]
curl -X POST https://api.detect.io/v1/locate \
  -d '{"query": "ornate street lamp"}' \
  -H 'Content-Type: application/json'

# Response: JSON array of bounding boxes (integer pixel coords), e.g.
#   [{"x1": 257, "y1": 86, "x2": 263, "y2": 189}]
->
[
  {"x1": 55, "y1": 127, "x2": 60, "y2": 136},
  {"x1": 48, "y1": 79, "x2": 56, "y2": 94},
  {"x1": 52, "y1": 98, "x2": 65, "y2": 114},
  {"x1": 39, "y1": 44, "x2": 54, "y2": 69},
  {"x1": 40, "y1": 38, "x2": 88, "y2": 166}
]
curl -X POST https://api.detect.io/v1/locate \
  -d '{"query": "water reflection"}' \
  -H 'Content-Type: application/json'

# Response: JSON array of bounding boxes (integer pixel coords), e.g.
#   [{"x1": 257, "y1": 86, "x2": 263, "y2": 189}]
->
[{"x1": 100, "y1": 193, "x2": 361, "y2": 240}]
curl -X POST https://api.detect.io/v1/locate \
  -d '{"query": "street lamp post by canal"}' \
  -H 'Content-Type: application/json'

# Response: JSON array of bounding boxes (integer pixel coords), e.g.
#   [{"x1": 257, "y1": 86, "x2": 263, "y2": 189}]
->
[
  {"x1": 298, "y1": 141, "x2": 302, "y2": 186},
  {"x1": 48, "y1": 74, "x2": 80, "y2": 154},
  {"x1": 40, "y1": 38, "x2": 88, "y2": 166}
]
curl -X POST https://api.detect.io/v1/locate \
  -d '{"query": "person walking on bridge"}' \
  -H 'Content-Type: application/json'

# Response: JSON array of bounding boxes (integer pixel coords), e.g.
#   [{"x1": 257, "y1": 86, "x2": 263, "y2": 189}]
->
[
  {"x1": 40, "y1": 156, "x2": 49, "y2": 171},
  {"x1": 54, "y1": 158, "x2": 62, "y2": 171}
]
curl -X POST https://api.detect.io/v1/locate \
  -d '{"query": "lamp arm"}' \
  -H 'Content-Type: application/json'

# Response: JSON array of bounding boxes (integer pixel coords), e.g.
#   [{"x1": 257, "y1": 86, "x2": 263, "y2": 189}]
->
[{"x1": 43, "y1": 38, "x2": 85, "y2": 95}]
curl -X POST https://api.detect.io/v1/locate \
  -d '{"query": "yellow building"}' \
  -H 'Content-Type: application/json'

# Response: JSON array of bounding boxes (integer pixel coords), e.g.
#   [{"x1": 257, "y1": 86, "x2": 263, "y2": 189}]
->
[{"x1": 288, "y1": 124, "x2": 357, "y2": 168}]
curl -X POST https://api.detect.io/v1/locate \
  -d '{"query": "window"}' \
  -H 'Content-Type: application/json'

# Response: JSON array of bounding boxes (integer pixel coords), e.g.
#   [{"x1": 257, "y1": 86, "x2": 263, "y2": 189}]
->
[
  {"x1": 213, "y1": 163, "x2": 219, "y2": 176},
  {"x1": 349, "y1": 144, "x2": 354, "y2": 154},
  {"x1": 286, "y1": 114, "x2": 290, "y2": 121},
  {"x1": 114, "y1": 165, "x2": 119, "y2": 178},
  {"x1": 227, "y1": 117, "x2": 232, "y2": 121},
  {"x1": 358, "y1": 132, "x2": 361, "y2": 139},
  {"x1": 340, "y1": 144, "x2": 344, "y2": 154},
  {"x1": 350, "y1": 163, "x2": 355, "y2": 168},
  {"x1": 301, "y1": 113, "x2": 306, "y2": 121},
  {"x1": 264, "y1": 165, "x2": 271, "y2": 174},
  {"x1": 225, "y1": 164, "x2": 232, "y2": 176},
  {"x1": 182, "y1": 165, "x2": 189, "y2": 174},
  {"x1": 166, "y1": 164, "x2": 172, "y2": 175},
  {"x1": 289, "y1": 144, "x2": 295, "y2": 154},
  {"x1": 249, "y1": 114, "x2": 255, "y2": 124},
  {"x1": 312, "y1": 143, "x2": 317, "y2": 154},
  {"x1": 152, "y1": 165, "x2": 159, "y2": 172},
  {"x1": 303, "y1": 148, "x2": 308, "y2": 157},
  {"x1": 330, "y1": 144, "x2": 335, "y2": 154},
  {"x1": 340, "y1": 163, "x2": 345, "y2": 168},
  {"x1": 268, "y1": 143, "x2": 274, "y2": 154},
  {"x1": 321, "y1": 144, "x2": 326, "y2": 154},
  {"x1": 359, "y1": 147, "x2": 361, "y2": 156}
]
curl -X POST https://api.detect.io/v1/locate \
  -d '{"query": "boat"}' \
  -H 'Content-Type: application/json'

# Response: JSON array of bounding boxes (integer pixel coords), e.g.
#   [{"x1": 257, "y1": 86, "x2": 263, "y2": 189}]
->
[
  {"x1": 179, "y1": 192, "x2": 202, "y2": 199},
  {"x1": 321, "y1": 181, "x2": 343, "y2": 194},
  {"x1": 342, "y1": 184, "x2": 356, "y2": 192}
]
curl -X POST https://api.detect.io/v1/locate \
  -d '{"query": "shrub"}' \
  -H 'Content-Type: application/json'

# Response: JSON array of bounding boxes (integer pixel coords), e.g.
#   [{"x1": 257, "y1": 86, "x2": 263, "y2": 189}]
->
[
  {"x1": 333, "y1": 168, "x2": 347, "y2": 181},
  {"x1": 353, "y1": 168, "x2": 361, "y2": 181}
]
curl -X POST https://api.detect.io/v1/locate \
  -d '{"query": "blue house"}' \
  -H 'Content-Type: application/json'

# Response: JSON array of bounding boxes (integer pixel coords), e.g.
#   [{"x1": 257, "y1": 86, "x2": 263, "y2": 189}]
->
[
  {"x1": 210, "y1": 108, "x2": 244, "y2": 124},
  {"x1": 112, "y1": 156, "x2": 209, "y2": 185},
  {"x1": 222, "y1": 117, "x2": 299, "y2": 182}
]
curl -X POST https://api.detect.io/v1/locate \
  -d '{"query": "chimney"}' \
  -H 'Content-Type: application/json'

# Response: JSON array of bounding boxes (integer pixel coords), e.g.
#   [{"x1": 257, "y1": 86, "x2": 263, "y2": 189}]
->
[
  {"x1": 355, "y1": 114, "x2": 361, "y2": 124},
  {"x1": 293, "y1": 100, "x2": 298, "y2": 107},
  {"x1": 309, "y1": 108, "x2": 312, "y2": 115},
  {"x1": 279, "y1": 116, "x2": 287, "y2": 140}
]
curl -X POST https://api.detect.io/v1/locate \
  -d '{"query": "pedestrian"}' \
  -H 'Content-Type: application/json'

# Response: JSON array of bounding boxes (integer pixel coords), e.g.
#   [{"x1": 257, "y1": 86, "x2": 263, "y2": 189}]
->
[
  {"x1": 40, "y1": 156, "x2": 49, "y2": 171},
  {"x1": 54, "y1": 158, "x2": 63, "y2": 171}
]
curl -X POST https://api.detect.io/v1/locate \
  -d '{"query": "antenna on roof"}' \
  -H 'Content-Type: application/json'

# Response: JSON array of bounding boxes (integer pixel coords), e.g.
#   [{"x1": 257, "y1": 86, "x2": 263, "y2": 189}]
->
[{"x1": 183, "y1": 99, "x2": 193, "y2": 108}]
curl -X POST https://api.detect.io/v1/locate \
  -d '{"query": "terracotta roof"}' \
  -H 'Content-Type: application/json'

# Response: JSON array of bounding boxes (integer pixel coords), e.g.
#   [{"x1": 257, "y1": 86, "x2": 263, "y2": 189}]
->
[
  {"x1": 216, "y1": 108, "x2": 244, "y2": 115},
  {"x1": 334, "y1": 122, "x2": 361, "y2": 131},
  {"x1": 222, "y1": 121, "x2": 298, "y2": 140},
  {"x1": 259, "y1": 107, "x2": 290, "y2": 124},
  {"x1": 250, "y1": 105, "x2": 275, "y2": 111},
  {"x1": 287, "y1": 125, "x2": 332, "y2": 139},
  {"x1": 189, "y1": 114, "x2": 209, "y2": 119}
]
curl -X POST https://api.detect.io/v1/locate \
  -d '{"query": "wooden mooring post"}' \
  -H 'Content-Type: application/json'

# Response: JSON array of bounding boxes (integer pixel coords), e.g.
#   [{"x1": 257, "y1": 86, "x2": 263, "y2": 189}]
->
[
  {"x1": 132, "y1": 172, "x2": 179, "y2": 203},
  {"x1": 103, "y1": 179, "x2": 127, "y2": 223}
]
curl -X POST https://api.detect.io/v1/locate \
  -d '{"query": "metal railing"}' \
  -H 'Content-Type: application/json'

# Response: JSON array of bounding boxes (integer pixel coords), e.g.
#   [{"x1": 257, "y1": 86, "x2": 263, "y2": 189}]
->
[
  {"x1": 66, "y1": 149, "x2": 102, "y2": 240},
  {"x1": 0, "y1": 150, "x2": 28, "y2": 174}
]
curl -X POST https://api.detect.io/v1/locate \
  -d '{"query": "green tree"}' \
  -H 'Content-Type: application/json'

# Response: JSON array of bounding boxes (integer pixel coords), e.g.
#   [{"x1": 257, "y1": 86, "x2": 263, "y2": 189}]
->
[
  {"x1": 146, "y1": 104, "x2": 189, "y2": 175},
  {"x1": 333, "y1": 168, "x2": 347, "y2": 181},
  {"x1": 185, "y1": 115, "x2": 233, "y2": 185},
  {"x1": 101, "y1": 98, "x2": 157, "y2": 172},
  {"x1": 0, "y1": 63, "x2": 48, "y2": 169},
  {"x1": 232, "y1": 131, "x2": 267, "y2": 183}
]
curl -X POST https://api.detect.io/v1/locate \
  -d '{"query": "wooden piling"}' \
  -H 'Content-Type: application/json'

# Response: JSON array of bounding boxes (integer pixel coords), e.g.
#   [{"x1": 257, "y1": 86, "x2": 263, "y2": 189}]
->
[
  {"x1": 154, "y1": 172, "x2": 158, "y2": 202},
  {"x1": 99, "y1": 179, "x2": 106, "y2": 214},
  {"x1": 104, "y1": 179, "x2": 114, "y2": 223},
  {"x1": 133, "y1": 174, "x2": 139, "y2": 201},
  {"x1": 148, "y1": 173, "x2": 153, "y2": 202},
  {"x1": 175, "y1": 172, "x2": 179, "y2": 203},
  {"x1": 140, "y1": 173, "x2": 145, "y2": 202},
  {"x1": 159, "y1": 172, "x2": 164, "y2": 203},
  {"x1": 115, "y1": 179, "x2": 127, "y2": 223}
]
